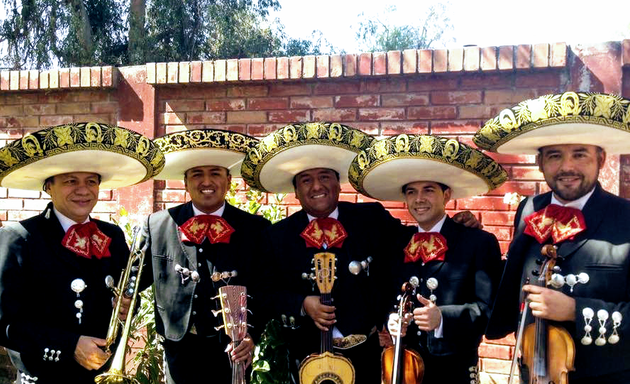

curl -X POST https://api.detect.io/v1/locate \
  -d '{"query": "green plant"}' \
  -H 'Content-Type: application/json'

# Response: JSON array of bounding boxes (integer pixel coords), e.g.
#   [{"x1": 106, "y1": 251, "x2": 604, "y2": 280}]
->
[
  {"x1": 250, "y1": 320, "x2": 291, "y2": 384},
  {"x1": 226, "y1": 181, "x2": 287, "y2": 224}
]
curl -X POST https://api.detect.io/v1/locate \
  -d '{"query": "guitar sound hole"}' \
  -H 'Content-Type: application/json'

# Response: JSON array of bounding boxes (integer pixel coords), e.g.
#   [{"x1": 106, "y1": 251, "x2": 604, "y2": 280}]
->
[{"x1": 314, "y1": 372, "x2": 343, "y2": 384}]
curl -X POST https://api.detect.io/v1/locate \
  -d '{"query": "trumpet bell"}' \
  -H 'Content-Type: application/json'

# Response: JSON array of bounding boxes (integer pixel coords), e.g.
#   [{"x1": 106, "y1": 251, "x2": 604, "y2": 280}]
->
[{"x1": 95, "y1": 370, "x2": 140, "y2": 384}]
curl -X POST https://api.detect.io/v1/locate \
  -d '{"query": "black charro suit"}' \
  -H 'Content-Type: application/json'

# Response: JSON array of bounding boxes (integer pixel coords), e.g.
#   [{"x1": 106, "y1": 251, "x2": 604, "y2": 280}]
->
[
  {"x1": 0, "y1": 203, "x2": 129, "y2": 384},
  {"x1": 262, "y1": 202, "x2": 405, "y2": 384},
  {"x1": 144, "y1": 201, "x2": 270, "y2": 384},
  {"x1": 394, "y1": 216, "x2": 501, "y2": 384},
  {"x1": 486, "y1": 183, "x2": 630, "y2": 382}
]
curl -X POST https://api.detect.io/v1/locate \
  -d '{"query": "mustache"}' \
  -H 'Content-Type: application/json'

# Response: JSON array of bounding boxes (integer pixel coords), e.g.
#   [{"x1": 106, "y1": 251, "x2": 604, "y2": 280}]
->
[{"x1": 553, "y1": 172, "x2": 583, "y2": 180}]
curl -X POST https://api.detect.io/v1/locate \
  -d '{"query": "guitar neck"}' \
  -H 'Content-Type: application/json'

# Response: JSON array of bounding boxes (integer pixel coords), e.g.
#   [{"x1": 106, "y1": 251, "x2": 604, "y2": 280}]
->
[{"x1": 320, "y1": 293, "x2": 333, "y2": 353}]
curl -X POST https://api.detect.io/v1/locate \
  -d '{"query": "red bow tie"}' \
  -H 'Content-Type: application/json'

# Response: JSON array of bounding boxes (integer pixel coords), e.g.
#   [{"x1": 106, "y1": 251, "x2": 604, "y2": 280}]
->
[
  {"x1": 301, "y1": 217, "x2": 348, "y2": 249},
  {"x1": 179, "y1": 215, "x2": 235, "y2": 244},
  {"x1": 524, "y1": 204, "x2": 586, "y2": 244},
  {"x1": 62, "y1": 222, "x2": 111, "y2": 259},
  {"x1": 404, "y1": 232, "x2": 448, "y2": 264}
]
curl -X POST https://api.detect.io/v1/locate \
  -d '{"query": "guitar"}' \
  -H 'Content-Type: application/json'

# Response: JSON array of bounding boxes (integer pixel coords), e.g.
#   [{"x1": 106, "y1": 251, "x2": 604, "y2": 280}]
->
[
  {"x1": 215, "y1": 285, "x2": 250, "y2": 384},
  {"x1": 299, "y1": 252, "x2": 355, "y2": 384}
]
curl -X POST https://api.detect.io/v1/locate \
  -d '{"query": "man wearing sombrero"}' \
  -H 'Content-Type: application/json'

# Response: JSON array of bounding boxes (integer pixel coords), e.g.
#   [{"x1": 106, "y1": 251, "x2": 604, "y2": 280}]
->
[
  {"x1": 0, "y1": 122, "x2": 164, "y2": 384},
  {"x1": 142, "y1": 129, "x2": 269, "y2": 384},
  {"x1": 349, "y1": 134, "x2": 505, "y2": 383},
  {"x1": 241, "y1": 122, "x2": 480, "y2": 383},
  {"x1": 478, "y1": 92, "x2": 630, "y2": 382}
]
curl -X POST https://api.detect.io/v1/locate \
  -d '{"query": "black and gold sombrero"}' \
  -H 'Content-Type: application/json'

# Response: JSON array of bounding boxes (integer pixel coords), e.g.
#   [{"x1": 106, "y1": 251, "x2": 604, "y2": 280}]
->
[
  {"x1": 349, "y1": 134, "x2": 507, "y2": 201},
  {"x1": 241, "y1": 122, "x2": 373, "y2": 193},
  {"x1": 473, "y1": 92, "x2": 630, "y2": 154},
  {"x1": 0, "y1": 122, "x2": 165, "y2": 190},
  {"x1": 153, "y1": 129, "x2": 258, "y2": 180}
]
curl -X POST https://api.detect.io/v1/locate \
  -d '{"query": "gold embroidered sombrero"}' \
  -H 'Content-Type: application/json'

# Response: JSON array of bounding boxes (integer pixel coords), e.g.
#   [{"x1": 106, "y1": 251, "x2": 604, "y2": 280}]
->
[
  {"x1": 241, "y1": 122, "x2": 373, "y2": 193},
  {"x1": 153, "y1": 129, "x2": 258, "y2": 180},
  {"x1": 473, "y1": 92, "x2": 630, "y2": 154},
  {"x1": 349, "y1": 134, "x2": 507, "y2": 201},
  {"x1": 0, "y1": 122, "x2": 165, "y2": 190}
]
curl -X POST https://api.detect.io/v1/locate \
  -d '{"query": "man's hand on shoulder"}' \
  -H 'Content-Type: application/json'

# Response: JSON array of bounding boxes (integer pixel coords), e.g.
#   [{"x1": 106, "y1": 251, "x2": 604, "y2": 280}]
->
[{"x1": 452, "y1": 210, "x2": 482, "y2": 229}]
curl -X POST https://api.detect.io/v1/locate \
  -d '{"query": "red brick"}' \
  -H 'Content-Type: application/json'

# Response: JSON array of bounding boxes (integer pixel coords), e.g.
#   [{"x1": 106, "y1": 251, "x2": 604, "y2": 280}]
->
[
  {"x1": 433, "y1": 49, "x2": 448, "y2": 72},
  {"x1": 402, "y1": 50, "x2": 417, "y2": 73},
  {"x1": 464, "y1": 46, "x2": 480, "y2": 72},
  {"x1": 511, "y1": 166, "x2": 544, "y2": 180},
  {"x1": 158, "y1": 190, "x2": 187, "y2": 203},
  {"x1": 431, "y1": 90, "x2": 482, "y2": 105},
  {"x1": 481, "y1": 358, "x2": 511, "y2": 375},
  {"x1": 515, "y1": 72, "x2": 561, "y2": 88},
  {"x1": 456, "y1": 196, "x2": 509, "y2": 211},
  {"x1": 227, "y1": 59, "x2": 239, "y2": 81},
  {"x1": 40, "y1": 115, "x2": 73, "y2": 126},
  {"x1": 481, "y1": 211, "x2": 515, "y2": 226},
  {"x1": 316, "y1": 55, "x2": 329, "y2": 78},
  {"x1": 358, "y1": 108, "x2": 405, "y2": 121},
  {"x1": 8, "y1": 210, "x2": 39, "y2": 221},
  {"x1": 360, "y1": 78, "x2": 406, "y2": 93},
  {"x1": 373, "y1": 52, "x2": 386, "y2": 75},
  {"x1": 9, "y1": 70, "x2": 18, "y2": 90},
  {"x1": 448, "y1": 48, "x2": 463, "y2": 71},
  {"x1": 484, "y1": 226, "x2": 513, "y2": 241},
  {"x1": 0, "y1": 116, "x2": 39, "y2": 128},
  {"x1": 246, "y1": 124, "x2": 287, "y2": 136},
  {"x1": 358, "y1": 53, "x2": 372, "y2": 76},
  {"x1": 484, "y1": 89, "x2": 538, "y2": 104},
  {"x1": 408, "y1": 106, "x2": 457, "y2": 120},
  {"x1": 264, "y1": 58, "x2": 277, "y2": 80},
  {"x1": 498, "y1": 46, "x2": 514, "y2": 71},
  {"x1": 386, "y1": 51, "x2": 401, "y2": 75},
  {"x1": 226, "y1": 111, "x2": 267, "y2": 124},
  {"x1": 516, "y1": 44, "x2": 531, "y2": 69},
  {"x1": 418, "y1": 50, "x2": 433, "y2": 73},
  {"x1": 28, "y1": 70, "x2": 39, "y2": 89},
  {"x1": 312, "y1": 108, "x2": 357, "y2": 121},
  {"x1": 269, "y1": 84, "x2": 312, "y2": 96},
  {"x1": 551, "y1": 42, "x2": 567, "y2": 67},
  {"x1": 290, "y1": 96, "x2": 333, "y2": 109},
  {"x1": 290, "y1": 56, "x2": 303, "y2": 79},
  {"x1": 19, "y1": 71, "x2": 29, "y2": 90},
  {"x1": 164, "y1": 100, "x2": 205, "y2": 112},
  {"x1": 227, "y1": 85, "x2": 267, "y2": 97},
  {"x1": 23, "y1": 199, "x2": 51, "y2": 211},
  {"x1": 248, "y1": 97, "x2": 289, "y2": 110},
  {"x1": 166, "y1": 62, "x2": 178, "y2": 83},
  {"x1": 481, "y1": 47, "x2": 498, "y2": 71},
  {"x1": 430, "y1": 120, "x2": 480, "y2": 134},
  {"x1": 80, "y1": 67, "x2": 91, "y2": 86},
  {"x1": 214, "y1": 60, "x2": 226, "y2": 81},
  {"x1": 23, "y1": 104, "x2": 55, "y2": 115},
  {"x1": 202, "y1": 61, "x2": 214, "y2": 82},
  {"x1": 344, "y1": 54, "x2": 357, "y2": 77},
  {"x1": 268, "y1": 110, "x2": 310, "y2": 123},
  {"x1": 102, "y1": 66, "x2": 113, "y2": 87},
  {"x1": 478, "y1": 343, "x2": 513, "y2": 360},
  {"x1": 0, "y1": 105, "x2": 24, "y2": 116},
  {"x1": 382, "y1": 93, "x2": 429, "y2": 107},
  {"x1": 277, "y1": 57, "x2": 289, "y2": 80},
  {"x1": 488, "y1": 181, "x2": 537, "y2": 196},
  {"x1": 251, "y1": 58, "x2": 264, "y2": 80},
  {"x1": 68, "y1": 91, "x2": 108, "y2": 102},
  {"x1": 408, "y1": 77, "x2": 458, "y2": 91},
  {"x1": 162, "y1": 112, "x2": 184, "y2": 125},
  {"x1": 238, "y1": 59, "x2": 251, "y2": 81},
  {"x1": 186, "y1": 112, "x2": 225, "y2": 124},
  {"x1": 486, "y1": 152, "x2": 536, "y2": 164},
  {"x1": 459, "y1": 105, "x2": 508, "y2": 120},
  {"x1": 206, "y1": 99, "x2": 246, "y2": 111},
  {"x1": 166, "y1": 180, "x2": 185, "y2": 189},
  {"x1": 303, "y1": 55, "x2": 315, "y2": 78},
  {"x1": 56, "y1": 103, "x2": 91, "y2": 114},
  {"x1": 0, "y1": 211, "x2": 6, "y2": 222},
  {"x1": 313, "y1": 82, "x2": 361, "y2": 95},
  {"x1": 380, "y1": 122, "x2": 429, "y2": 135},
  {"x1": 0, "y1": 199, "x2": 24, "y2": 209},
  {"x1": 335, "y1": 95, "x2": 379, "y2": 108},
  {"x1": 60, "y1": 69, "x2": 70, "y2": 88},
  {"x1": 0, "y1": 71, "x2": 9, "y2": 90},
  {"x1": 350, "y1": 122, "x2": 380, "y2": 134},
  {"x1": 330, "y1": 55, "x2": 343, "y2": 78},
  {"x1": 190, "y1": 61, "x2": 202, "y2": 82},
  {"x1": 532, "y1": 43, "x2": 549, "y2": 68},
  {"x1": 484, "y1": 334, "x2": 516, "y2": 345}
]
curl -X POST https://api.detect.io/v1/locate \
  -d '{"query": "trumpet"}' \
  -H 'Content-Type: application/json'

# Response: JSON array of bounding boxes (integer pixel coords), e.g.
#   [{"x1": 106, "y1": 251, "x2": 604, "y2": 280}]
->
[{"x1": 95, "y1": 226, "x2": 148, "y2": 384}]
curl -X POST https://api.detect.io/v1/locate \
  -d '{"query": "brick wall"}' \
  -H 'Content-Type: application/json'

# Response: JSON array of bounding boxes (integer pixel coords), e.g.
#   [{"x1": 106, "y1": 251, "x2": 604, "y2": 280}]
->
[{"x1": 2, "y1": 40, "x2": 630, "y2": 383}]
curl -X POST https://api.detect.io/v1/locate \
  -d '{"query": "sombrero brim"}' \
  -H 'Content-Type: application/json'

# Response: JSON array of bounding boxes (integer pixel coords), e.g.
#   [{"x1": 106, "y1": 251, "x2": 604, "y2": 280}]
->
[
  {"x1": 473, "y1": 92, "x2": 630, "y2": 154},
  {"x1": 0, "y1": 122, "x2": 164, "y2": 190},
  {"x1": 241, "y1": 122, "x2": 373, "y2": 193},
  {"x1": 349, "y1": 135, "x2": 507, "y2": 201},
  {"x1": 153, "y1": 129, "x2": 258, "y2": 180}
]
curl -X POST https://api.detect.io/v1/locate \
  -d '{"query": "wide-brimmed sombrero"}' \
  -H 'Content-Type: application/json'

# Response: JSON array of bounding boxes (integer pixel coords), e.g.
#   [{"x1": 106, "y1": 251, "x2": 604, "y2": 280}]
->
[
  {"x1": 241, "y1": 122, "x2": 373, "y2": 193},
  {"x1": 0, "y1": 122, "x2": 165, "y2": 190},
  {"x1": 153, "y1": 129, "x2": 258, "y2": 180},
  {"x1": 349, "y1": 134, "x2": 507, "y2": 201},
  {"x1": 473, "y1": 92, "x2": 630, "y2": 154}
]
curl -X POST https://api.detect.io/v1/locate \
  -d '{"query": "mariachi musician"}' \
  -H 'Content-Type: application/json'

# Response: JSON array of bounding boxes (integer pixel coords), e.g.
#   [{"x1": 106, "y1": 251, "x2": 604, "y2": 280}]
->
[
  {"x1": 142, "y1": 129, "x2": 270, "y2": 384},
  {"x1": 349, "y1": 134, "x2": 504, "y2": 383},
  {"x1": 0, "y1": 122, "x2": 164, "y2": 384},
  {"x1": 479, "y1": 92, "x2": 630, "y2": 383}
]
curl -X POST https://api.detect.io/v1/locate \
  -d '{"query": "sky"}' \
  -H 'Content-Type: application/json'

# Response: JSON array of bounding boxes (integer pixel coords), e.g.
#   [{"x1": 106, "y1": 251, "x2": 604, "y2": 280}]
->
[{"x1": 270, "y1": 0, "x2": 630, "y2": 54}]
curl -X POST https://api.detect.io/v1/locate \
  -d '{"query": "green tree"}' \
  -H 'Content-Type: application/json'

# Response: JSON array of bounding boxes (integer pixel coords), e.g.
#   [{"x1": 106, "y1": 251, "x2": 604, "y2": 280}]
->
[{"x1": 353, "y1": 3, "x2": 454, "y2": 52}]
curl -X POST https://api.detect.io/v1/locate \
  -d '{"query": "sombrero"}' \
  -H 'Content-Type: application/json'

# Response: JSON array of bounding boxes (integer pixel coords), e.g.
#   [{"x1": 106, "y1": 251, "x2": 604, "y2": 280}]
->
[
  {"x1": 0, "y1": 122, "x2": 165, "y2": 190},
  {"x1": 153, "y1": 129, "x2": 258, "y2": 180},
  {"x1": 473, "y1": 91, "x2": 630, "y2": 154},
  {"x1": 349, "y1": 134, "x2": 507, "y2": 201},
  {"x1": 241, "y1": 122, "x2": 373, "y2": 193}
]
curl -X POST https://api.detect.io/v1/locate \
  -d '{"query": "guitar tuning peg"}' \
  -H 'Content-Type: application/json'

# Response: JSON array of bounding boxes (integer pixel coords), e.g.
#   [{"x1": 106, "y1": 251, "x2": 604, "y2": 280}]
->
[
  {"x1": 211, "y1": 293, "x2": 221, "y2": 300},
  {"x1": 212, "y1": 309, "x2": 222, "y2": 317},
  {"x1": 247, "y1": 309, "x2": 253, "y2": 314},
  {"x1": 214, "y1": 325, "x2": 225, "y2": 331}
]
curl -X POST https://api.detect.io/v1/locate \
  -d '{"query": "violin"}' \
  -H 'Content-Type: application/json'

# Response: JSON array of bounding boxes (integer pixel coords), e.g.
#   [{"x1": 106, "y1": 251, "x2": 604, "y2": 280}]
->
[
  {"x1": 512, "y1": 244, "x2": 575, "y2": 384},
  {"x1": 381, "y1": 281, "x2": 424, "y2": 384}
]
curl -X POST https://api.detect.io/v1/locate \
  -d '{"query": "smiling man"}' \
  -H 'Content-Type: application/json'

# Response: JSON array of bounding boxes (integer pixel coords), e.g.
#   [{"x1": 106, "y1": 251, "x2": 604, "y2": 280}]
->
[
  {"x1": 143, "y1": 129, "x2": 270, "y2": 384},
  {"x1": 0, "y1": 122, "x2": 163, "y2": 384},
  {"x1": 476, "y1": 92, "x2": 630, "y2": 383}
]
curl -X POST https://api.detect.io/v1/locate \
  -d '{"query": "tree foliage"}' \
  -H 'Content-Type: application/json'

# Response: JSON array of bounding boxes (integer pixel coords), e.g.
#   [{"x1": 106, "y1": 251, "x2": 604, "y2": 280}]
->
[
  {"x1": 353, "y1": 3, "x2": 454, "y2": 52},
  {"x1": 0, "y1": 0, "x2": 323, "y2": 69}
]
